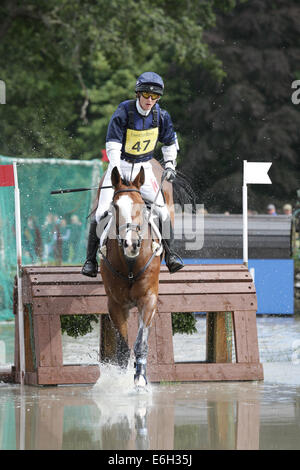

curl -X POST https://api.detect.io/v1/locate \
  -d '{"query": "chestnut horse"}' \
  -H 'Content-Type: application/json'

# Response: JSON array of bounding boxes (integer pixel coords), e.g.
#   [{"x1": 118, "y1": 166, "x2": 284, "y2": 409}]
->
[{"x1": 99, "y1": 163, "x2": 173, "y2": 388}]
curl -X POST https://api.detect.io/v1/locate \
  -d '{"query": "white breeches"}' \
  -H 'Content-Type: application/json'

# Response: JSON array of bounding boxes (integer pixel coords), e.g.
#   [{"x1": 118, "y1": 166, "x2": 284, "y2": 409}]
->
[{"x1": 95, "y1": 160, "x2": 169, "y2": 223}]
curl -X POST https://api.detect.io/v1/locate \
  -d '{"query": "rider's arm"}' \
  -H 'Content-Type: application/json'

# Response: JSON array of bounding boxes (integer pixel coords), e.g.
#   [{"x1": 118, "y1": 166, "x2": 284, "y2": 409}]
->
[
  {"x1": 105, "y1": 141, "x2": 122, "y2": 174},
  {"x1": 161, "y1": 143, "x2": 177, "y2": 170},
  {"x1": 159, "y1": 109, "x2": 177, "y2": 171},
  {"x1": 105, "y1": 103, "x2": 127, "y2": 174}
]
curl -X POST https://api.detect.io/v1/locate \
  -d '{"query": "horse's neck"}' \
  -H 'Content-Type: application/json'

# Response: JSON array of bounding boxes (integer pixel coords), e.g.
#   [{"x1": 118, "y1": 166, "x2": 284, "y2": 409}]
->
[{"x1": 107, "y1": 238, "x2": 127, "y2": 269}]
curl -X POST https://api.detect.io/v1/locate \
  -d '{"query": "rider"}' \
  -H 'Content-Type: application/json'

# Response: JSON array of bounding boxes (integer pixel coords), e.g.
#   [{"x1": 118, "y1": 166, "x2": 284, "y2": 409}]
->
[{"x1": 81, "y1": 71, "x2": 184, "y2": 277}]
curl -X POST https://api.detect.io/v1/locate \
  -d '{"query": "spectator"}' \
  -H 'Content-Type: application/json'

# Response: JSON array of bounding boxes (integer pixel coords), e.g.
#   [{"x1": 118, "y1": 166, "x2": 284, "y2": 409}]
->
[
  {"x1": 54, "y1": 218, "x2": 71, "y2": 263},
  {"x1": 24, "y1": 216, "x2": 42, "y2": 262},
  {"x1": 283, "y1": 203, "x2": 292, "y2": 216},
  {"x1": 42, "y1": 213, "x2": 57, "y2": 262},
  {"x1": 197, "y1": 207, "x2": 208, "y2": 214},
  {"x1": 266, "y1": 204, "x2": 277, "y2": 216},
  {"x1": 23, "y1": 217, "x2": 36, "y2": 262}
]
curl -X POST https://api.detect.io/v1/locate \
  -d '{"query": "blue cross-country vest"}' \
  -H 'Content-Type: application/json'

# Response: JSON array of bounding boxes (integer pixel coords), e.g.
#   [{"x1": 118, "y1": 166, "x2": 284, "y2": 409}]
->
[{"x1": 106, "y1": 100, "x2": 176, "y2": 163}]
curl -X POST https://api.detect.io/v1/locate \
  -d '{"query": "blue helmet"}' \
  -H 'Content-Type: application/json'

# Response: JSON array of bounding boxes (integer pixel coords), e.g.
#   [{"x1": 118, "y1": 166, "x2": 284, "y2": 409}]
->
[{"x1": 135, "y1": 72, "x2": 164, "y2": 95}]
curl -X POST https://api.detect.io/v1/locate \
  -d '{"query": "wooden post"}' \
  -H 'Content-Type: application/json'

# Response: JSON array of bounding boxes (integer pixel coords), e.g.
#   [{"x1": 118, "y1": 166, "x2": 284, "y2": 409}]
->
[
  {"x1": 206, "y1": 312, "x2": 233, "y2": 363},
  {"x1": 100, "y1": 314, "x2": 119, "y2": 363}
]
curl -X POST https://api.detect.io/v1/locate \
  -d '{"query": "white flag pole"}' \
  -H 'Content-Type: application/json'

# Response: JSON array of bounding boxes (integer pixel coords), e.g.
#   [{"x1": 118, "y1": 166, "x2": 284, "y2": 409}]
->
[
  {"x1": 243, "y1": 160, "x2": 248, "y2": 266},
  {"x1": 13, "y1": 162, "x2": 25, "y2": 386},
  {"x1": 243, "y1": 159, "x2": 272, "y2": 267}
]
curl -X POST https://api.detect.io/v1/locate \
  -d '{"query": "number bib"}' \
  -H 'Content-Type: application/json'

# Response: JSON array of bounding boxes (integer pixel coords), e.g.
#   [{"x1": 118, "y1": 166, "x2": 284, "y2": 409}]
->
[{"x1": 124, "y1": 127, "x2": 159, "y2": 158}]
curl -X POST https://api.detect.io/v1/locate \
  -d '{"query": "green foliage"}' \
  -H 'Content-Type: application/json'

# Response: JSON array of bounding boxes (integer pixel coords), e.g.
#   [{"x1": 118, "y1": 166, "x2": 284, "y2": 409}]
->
[
  {"x1": 60, "y1": 312, "x2": 197, "y2": 338},
  {"x1": 172, "y1": 313, "x2": 197, "y2": 336},
  {"x1": 180, "y1": 0, "x2": 300, "y2": 213},
  {"x1": 0, "y1": 0, "x2": 227, "y2": 160},
  {"x1": 60, "y1": 312, "x2": 198, "y2": 338},
  {"x1": 2, "y1": 0, "x2": 299, "y2": 214},
  {"x1": 60, "y1": 315, "x2": 99, "y2": 338}
]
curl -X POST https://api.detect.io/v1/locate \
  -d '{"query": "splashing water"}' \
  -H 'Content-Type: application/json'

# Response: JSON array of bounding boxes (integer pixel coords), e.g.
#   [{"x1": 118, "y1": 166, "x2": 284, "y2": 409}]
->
[
  {"x1": 92, "y1": 354, "x2": 152, "y2": 397},
  {"x1": 89, "y1": 355, "x2": 153, "y2": 436}
]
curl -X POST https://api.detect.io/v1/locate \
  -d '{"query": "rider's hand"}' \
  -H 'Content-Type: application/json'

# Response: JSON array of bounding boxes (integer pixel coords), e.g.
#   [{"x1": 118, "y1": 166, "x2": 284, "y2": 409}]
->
[{"x1": 162, "y1": 162, "x2": 176, "y2": 183}]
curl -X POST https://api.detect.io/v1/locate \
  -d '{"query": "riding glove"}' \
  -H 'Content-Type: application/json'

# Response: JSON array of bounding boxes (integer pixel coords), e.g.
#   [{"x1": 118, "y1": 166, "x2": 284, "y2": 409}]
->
[{"x1": 163, "y1": 161, "x2": 176, "y2": 182}]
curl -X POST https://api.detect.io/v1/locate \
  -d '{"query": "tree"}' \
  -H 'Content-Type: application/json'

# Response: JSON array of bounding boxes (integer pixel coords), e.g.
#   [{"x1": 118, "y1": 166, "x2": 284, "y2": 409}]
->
[
  {"x1": 179, "y1": 0, "x2": 300, "y2": 213},
  {"x1": 0, "y1": 0, "x2": 234, "y2": 160}
]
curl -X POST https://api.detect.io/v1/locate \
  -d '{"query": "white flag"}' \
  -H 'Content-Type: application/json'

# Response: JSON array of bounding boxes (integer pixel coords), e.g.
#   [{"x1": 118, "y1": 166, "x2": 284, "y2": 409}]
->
[{"x1": 243, "y1": 160, "x2": 272, "y2": 185}]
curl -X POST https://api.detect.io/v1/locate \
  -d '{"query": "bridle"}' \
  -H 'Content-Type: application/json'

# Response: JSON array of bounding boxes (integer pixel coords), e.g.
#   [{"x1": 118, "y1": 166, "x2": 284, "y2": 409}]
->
[
  {"x1": 113, "y1": 188, "x2": 142, "y2": 199},
  {"x1": 100, "y1": 187, "x2": 160, "y2": 285},
  {"x1": 112, "y1": 188, "x2": 144, "y2": 250}
]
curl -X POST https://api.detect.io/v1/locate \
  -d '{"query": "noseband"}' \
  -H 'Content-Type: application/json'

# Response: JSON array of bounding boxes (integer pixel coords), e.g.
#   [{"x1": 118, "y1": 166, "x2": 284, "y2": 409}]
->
[{"x1": 116, "y1": 222, "x2": 142, "y2": 249}]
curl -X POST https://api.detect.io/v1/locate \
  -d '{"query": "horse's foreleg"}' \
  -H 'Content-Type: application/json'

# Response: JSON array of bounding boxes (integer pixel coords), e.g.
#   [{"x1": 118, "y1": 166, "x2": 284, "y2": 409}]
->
[
  {"x1": 134, "y1": 321, "x2": 149, "y2": 387},
  {"x1": 134, "y1": 318, "x2": 150, "y2": 368},
  {"x1": 134, "y1": 294, "x2": 157, "y2": 387},
  {"x1": 107, "y1": 298, "x2": 130, "y2": 368}
]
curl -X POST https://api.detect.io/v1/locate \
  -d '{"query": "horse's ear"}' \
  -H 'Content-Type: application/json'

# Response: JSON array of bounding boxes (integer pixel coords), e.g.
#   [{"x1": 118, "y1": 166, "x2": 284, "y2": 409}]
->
[
  {"x1": 111, "y1": 166, "x2": 121, "y2": 188},
  {"x1": 133, "y1": 166, "x2": 145, "y2": 189}
]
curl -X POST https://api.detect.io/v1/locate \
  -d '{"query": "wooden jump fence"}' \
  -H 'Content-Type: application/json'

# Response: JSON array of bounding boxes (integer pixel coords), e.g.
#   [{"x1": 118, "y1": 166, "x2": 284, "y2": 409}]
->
[{"x1": 11, "y1": 264, "x2": 263, "y2": 385}]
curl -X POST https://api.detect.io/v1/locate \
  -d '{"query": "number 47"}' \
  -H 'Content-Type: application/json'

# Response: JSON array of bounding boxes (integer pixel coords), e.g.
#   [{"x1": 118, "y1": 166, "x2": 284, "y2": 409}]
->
[{"x1": 132, "y1": 139, "x2": 150, "y2": 152}]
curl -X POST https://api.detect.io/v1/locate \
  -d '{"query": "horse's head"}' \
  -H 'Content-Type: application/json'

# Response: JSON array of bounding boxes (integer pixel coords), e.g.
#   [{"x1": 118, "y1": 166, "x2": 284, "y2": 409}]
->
[{"x1": 111, "y1": 166, "x2": 146, "y2": 259}]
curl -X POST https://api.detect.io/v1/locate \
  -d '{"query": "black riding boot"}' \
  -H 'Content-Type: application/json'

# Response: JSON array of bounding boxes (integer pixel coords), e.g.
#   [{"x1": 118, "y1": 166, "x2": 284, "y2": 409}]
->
[
  {"x1": 81, "y1": 217, "x2": 99, "y2": 277},
  {"x1": 161, "y1": 217, "x2": 184, "y2": 273}
]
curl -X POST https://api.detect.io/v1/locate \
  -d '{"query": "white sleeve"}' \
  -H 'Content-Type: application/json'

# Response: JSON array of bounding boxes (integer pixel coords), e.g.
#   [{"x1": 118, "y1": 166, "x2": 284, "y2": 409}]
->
[
  {"x1": 106, "y1": 141, "x2": 122, "y2": 173},
  {"x1": 161, "y1": 143, "x2": 177, "y2": 169}
]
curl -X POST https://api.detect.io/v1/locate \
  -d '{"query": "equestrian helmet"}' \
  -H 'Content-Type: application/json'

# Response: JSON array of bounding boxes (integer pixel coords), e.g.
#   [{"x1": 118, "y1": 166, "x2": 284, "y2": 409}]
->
[{"x1": 135, "y1": 72, "x2": 164, "y2": 96}]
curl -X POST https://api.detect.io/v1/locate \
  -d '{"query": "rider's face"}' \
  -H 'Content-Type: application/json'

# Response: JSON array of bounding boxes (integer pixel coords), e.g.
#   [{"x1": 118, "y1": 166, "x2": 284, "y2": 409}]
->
[{"x1": 139, "y1": 94, "x2": 159, "y2": 112}]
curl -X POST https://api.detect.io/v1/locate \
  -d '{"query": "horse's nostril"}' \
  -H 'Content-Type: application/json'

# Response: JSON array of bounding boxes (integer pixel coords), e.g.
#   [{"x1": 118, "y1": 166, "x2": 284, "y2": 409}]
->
[{"x1": 124, "y1": 240, "x2": 128, "y2": 248}]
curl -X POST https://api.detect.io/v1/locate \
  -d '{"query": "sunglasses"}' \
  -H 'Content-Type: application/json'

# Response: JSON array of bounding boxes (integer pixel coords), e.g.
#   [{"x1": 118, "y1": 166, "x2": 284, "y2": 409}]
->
[{"x1": 141, "y1": 91, "x2": 160, "y2": 100}]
